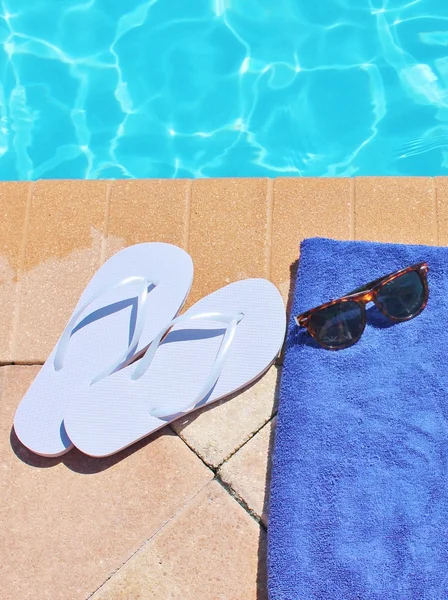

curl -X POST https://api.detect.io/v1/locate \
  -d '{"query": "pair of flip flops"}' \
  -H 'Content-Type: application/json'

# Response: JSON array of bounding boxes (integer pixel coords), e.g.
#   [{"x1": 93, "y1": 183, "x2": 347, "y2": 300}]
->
[{"x1": 14, "y1": 243, "x2": 286, "y2": 458}]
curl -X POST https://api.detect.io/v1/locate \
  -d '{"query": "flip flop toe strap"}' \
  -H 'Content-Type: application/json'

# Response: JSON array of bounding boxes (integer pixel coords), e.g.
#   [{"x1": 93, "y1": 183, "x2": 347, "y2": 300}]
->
[
  {"x1": 131, "y1": 311, "x2": 244, "y2": 418},
  {"x1": 54, "y1": 275, "x2": 154, "y2": 383}
]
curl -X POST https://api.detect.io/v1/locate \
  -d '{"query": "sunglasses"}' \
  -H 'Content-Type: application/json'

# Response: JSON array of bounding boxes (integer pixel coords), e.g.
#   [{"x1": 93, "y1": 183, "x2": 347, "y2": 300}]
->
[{"x1": 295, "y1": 263, "x2": 429, "y2": 350}]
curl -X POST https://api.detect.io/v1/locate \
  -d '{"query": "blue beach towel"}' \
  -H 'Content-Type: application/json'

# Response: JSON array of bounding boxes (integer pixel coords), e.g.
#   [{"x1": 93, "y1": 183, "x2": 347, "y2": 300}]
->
[{"x1": 268, "y1": 237, "x2": 448, "y2": 600}]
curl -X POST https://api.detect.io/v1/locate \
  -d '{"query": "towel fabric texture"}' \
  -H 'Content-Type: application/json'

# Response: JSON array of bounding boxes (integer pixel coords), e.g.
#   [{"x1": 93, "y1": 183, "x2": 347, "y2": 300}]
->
[{"x1": 268, "y1": 237, "x2": 448, "y2": 600}]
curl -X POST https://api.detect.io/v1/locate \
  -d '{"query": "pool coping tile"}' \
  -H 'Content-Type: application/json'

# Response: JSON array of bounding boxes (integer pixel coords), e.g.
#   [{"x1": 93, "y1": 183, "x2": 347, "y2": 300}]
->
[
  {"x1": 105, "y1": 179, "x2": 190, "y2": 260},
  {"x1": 0, "y1": 182, "x2": 31, "y2": 363},
  {"x1": 12, "y1": 180, "x2": 110, "y2": 362},
  {"x1": 354, "y1": 177, "x2": 436, "y2": 245},
  {"x1": 436, "y1": 177, "x2": 448, "y2": 246},
  {"x1": 270, "y1": 178, "x2": 353, "y2": 306},
  {"x1": 186, "y1": 178, "x2": 271, "y2": 309}
]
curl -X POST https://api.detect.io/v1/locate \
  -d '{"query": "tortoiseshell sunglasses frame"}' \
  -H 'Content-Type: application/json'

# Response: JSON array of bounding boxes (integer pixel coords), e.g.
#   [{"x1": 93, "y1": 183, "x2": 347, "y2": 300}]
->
[{"x1": 295, "y1": 262, "x2": 429, "y2": 350}]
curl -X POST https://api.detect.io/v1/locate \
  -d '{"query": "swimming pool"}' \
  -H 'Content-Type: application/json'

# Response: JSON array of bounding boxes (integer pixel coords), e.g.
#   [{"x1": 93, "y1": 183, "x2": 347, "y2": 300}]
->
[{"x1": 0, "y1": 0, "x2": 447, "y2": 180}]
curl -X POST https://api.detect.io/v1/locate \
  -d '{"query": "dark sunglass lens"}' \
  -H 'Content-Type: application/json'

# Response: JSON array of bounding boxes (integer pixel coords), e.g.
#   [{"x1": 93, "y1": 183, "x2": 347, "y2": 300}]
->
[
  {"x1": 375, "y1": 271, "x2": 426, "y2": 320},
  {"x1": 309, "y1": 301, "x2": 364, "y2": 349}
]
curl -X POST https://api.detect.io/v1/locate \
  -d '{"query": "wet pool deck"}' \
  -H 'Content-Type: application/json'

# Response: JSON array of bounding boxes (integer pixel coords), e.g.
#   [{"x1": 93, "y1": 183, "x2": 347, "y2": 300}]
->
[{"x1": 0, "y1": 177, "x2": 446, "y2": 598}]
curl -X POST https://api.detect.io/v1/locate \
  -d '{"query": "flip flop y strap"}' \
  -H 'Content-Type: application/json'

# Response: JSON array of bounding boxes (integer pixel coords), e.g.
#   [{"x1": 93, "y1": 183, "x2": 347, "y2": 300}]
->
[
  {"x1": 131, "y1": 310, "x2": 245, "y2": 418},
  {"x1": 54, "y1": 275, "x2": 154, "y2": 384}
]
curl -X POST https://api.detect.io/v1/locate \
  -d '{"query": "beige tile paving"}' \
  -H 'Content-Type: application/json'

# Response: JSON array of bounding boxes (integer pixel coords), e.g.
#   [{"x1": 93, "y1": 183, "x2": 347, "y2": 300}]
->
[
  {"x1": 105, "y1": 179, "x2": 190, "y2": 259},
  {"x1": 186, "y1": 178, "x2": 271, "y2": 308},
  {"x1": 219, "y1": 418, "x2": 276, "y2": 526},
  {"x1": 1, "y1": 366, "x2": 213, "y2": 600},
  {"x1": 172, "y1": 365, "x2": 280, "y2": 469},
  {"x1": 13, "y1": 180, "x2": 110, "y2": 362},
  {"x1": 4, "y1": 177, "x2": 447, "y2": 366},
  {"x1": 436, "y1": 177, "x2": 448, "y2": 246},
  {"x1": 3, "y1": 175, "x2": 448, "y2": 598},
  {"x1": 355, "y1": 177, "x2": 436, "y2": 244},
  {"x1": 270, "y1": 178, "x2": 353, "y2": 304},
  {"x1": 92, "y1": 481, "x2": 267, "y2": 600},
  {"x1": 0, "y1": 182, "x2": 30, "y2": 362}
]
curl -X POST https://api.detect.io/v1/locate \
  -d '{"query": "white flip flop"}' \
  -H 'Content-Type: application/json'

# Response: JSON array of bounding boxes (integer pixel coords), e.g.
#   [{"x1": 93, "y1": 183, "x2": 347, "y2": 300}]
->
[
  {"x1": 64, "y1": 279, "x2": 286, "y2": 457},
  {"x1": 14, "y1": 243, "x2": 193, "y2": 457}
]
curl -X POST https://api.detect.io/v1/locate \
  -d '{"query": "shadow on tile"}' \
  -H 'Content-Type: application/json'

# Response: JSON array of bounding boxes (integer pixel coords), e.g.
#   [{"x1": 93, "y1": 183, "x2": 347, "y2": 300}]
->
[
  {"x1": 256, "y1": 377, "x2": 282, "y2": 599},
  {"x1": 10, "y1": 425, "x2": 172, "y2": 474},
  {"x1": 276, "y1": 258, "x2": 299, "y2": 365},
  {"x1": 257, "y1": 526, "x2": 268, "y2": 600},
  {"x1": 256, "y1": 419, "x2": 278, "y2": 599}
]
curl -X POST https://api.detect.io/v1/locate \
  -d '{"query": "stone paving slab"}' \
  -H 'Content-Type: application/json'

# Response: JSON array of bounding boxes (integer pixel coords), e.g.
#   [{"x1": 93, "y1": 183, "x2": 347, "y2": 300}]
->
[
  {"x1": 92, "y1": 481, "x2": 267, "y2": 600},
  {"x1": 0, "y1": 182, "x2": 29, "y2": 362},
  {"x1": 0, "y1": 366, "x2": 213, "y2": 600},
  {"x1": 13, "y1": 180, "x2": 109, "y2": 362}
]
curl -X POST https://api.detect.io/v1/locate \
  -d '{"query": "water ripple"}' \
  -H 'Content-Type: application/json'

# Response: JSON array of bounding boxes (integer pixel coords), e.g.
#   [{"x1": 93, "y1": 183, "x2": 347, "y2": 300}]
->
[{"x1": 0, "y1": 0, "x2": 446, "y2": 179}]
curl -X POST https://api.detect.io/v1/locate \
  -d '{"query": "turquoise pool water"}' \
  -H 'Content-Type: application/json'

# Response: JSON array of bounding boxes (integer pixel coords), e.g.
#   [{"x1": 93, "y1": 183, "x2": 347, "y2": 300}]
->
[{"x1": 0, "y1": 0, "x2": 447, "y2": 179}]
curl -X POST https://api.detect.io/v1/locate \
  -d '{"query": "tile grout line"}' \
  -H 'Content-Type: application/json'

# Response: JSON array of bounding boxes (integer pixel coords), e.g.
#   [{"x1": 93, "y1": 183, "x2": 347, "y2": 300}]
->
[
  {"x1": 171, "y1": 368, "x2": 279, "y2": 474},
  {"x1": 170, "y1": 403, "x2": 278, "y2": 532},
  {"x1": 216, "y1": 408, "x2": 277, "y2": 470},
  {"x1": 169, "y1": 422, "x2": 218, "y2": 473},
  {"x1": 214, "y1": 414, "x2": 280, "y2": 529},
  {"x1": 183, "y1": 179, "x2": 192, "y2": 251},
  {"x1": 0, "y1": 361, "x2": 44, "y2": 367},
  {"x1": 9, "y1": 181, "x2": 34, "y2": 362},
  {"x1": 433, "y1": 178, "x2": 439, "y2": 246},
  {"x1": 168, "y1": 397, "x2": 281, "y2": 528},
  {"x1": 86, "y1": 477, "x2": 214, "y2": 599},
  {"x1": 99, "y1": 181, "x2": 112, "y2": 266},
  {"x1": 265, "y1": 178, "x2": 274, "y2": 280},
  {"x1": 214, "y1": 412, "x2": 279, "y2": 528},
  {"x1": 216, "y1": 475, "x2": 267, "y2": 531},
  {"x1": 173, "y1": 408, "x2": 276, "y2": 475},
  {"x1": 350, "y1": 177, "x2": 356, "y2": 240}
]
